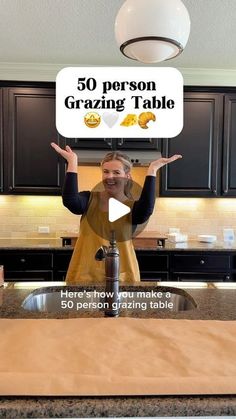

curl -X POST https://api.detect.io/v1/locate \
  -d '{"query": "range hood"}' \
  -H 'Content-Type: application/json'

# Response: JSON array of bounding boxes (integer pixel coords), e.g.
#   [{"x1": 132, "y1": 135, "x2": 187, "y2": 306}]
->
[{"x1": 74, "y1": 149, "x2": 162, "y2": 167}]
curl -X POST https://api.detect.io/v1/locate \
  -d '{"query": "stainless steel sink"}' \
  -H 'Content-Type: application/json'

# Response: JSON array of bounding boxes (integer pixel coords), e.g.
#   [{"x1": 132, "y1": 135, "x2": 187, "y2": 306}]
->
[{"x1": 21, "y1": 287, "x2": 197, "y2": 313}]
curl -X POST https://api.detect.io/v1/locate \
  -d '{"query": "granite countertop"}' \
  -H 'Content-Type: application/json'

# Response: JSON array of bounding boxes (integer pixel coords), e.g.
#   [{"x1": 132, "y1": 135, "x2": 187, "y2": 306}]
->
[
  {"x1": 1, "y1": 281, "x2": 236, "y2": 417},
  {"x1": 0, "y1": 237, "x2": 236, "y2": 251},
  {"x1": 0, "y1": 238, "x2": 69, "y2": 250}
]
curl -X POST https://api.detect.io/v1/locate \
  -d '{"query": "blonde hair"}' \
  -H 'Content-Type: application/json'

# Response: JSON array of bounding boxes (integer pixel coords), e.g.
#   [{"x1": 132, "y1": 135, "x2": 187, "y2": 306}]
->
[
  {"x1": 101, "y1": 151, "x2": 133, "y2": 198},
  {"x1": 101, "y1": 151, "x2": 132, "y2": 172}
]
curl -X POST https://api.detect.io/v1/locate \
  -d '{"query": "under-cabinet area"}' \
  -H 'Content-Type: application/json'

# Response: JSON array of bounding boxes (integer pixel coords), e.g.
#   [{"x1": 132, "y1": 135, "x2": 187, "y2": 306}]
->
[{"x1": 0, "y1": 246, "x2": 235, "y2": 282}]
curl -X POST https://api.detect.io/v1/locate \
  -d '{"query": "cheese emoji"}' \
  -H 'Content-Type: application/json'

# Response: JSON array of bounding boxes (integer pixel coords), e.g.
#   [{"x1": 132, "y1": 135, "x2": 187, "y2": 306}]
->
[{"x1": 120, "y1": 114, "x2": 138, "y2": 127}]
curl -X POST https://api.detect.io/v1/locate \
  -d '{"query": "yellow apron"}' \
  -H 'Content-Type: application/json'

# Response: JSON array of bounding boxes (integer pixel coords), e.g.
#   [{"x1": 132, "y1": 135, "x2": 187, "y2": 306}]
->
[{"x1": 66, "y1": 192, "x2": 140, "y2": 284}]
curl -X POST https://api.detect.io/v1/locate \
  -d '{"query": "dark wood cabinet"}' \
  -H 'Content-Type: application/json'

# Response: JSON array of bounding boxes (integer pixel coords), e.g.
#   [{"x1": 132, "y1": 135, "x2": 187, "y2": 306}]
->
[
  {"x1": 170, "y1": 252, "x2": 231, "y2": 281},
  {"x1": 161, "y1": 92, "x2": 223, "y2": 197},
  {"x1": 1, "y1": 83, "x2": 236, "y2": 197},
  {"x1": 2, "y1": 87, "x2": 65, "y2": 195},
  {"x1": 53, "y1": 251, "x2": 72, "y2": 281},
  {"x1": 136, "y1": 249, "x2": 232, "y2": 282},
  {"x1": 0, "y1": 247, "x2": 236, "y2": 282},
  {"x1": 0, "y1": 89, "x2": 3, "y2": 193},
  {"x1": 160, "y1": 90, "x2": 236, "y2": 197},
  {"x1": 138, "y1": 249, "x2": 232, "y2": 282},
  {"x1": 0, "y1": 250, "x2": 53, "y2": 281},
  {"x1": 136, "y1": 250, "x2": 169, "y2": 280},
  {"x1": 222, "y1": 94, "x2": 236, "y2": 196},
  {"x1": 0, "y1": 249, "x2": 72, "y2": 281}
]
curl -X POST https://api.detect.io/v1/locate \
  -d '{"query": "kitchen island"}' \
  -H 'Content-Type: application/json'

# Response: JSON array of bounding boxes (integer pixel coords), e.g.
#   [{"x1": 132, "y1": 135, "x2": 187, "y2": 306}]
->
[{"x1": 0, "y1": 281, "x2": 236, "y2": 417}]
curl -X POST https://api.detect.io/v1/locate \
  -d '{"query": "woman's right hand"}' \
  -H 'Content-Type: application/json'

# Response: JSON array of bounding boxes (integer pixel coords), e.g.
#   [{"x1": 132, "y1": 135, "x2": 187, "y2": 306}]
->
[{"x1": 51, "y1": 142, "x2": 78, "y2": 172}]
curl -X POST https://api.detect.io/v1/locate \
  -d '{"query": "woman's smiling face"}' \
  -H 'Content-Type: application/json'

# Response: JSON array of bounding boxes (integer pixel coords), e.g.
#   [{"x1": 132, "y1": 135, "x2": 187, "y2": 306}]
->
[{"x1": 102, "y1": 160, "x2": 130, "y2": 196}]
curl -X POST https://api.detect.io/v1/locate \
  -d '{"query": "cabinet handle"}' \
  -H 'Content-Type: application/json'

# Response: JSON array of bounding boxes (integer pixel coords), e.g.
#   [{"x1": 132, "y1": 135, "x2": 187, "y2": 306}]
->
[
  {"x1": 213, "y1": 189, "x2": 217, "y2": 194},
  {"x1": 225, "y1": 275, "x2": 230, "y2": 281},
  {"x1": 224, "y1": 189, "x2": 228, "y2": 194},
  {"x1": 104, "y1": 139, "x2": 112, "y2": 147},
  {"x1": 200, "y1": 259, "x2": 205, "y2": 265},
  {"x1": 9, "y1": 186, "x2": 13, "y2": 191},
  {"x1": 20, "y1": 258, "x2": 26, "y2": 263},
  {"x1": 117, "y1": 139, "x2": 124, "y2": 146}
]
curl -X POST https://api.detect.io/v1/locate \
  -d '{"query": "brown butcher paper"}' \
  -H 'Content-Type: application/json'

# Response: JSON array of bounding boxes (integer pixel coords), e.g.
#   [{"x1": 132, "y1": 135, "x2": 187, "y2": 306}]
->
[{"x1": 1, "y1": 318, "x2": 236, "y2": 396}]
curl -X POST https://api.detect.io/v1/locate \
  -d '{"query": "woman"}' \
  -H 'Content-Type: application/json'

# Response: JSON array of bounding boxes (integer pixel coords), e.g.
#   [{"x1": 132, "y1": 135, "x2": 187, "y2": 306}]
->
[{"x1": 51, "y1": 142, "x2": 181, "y2": 284}]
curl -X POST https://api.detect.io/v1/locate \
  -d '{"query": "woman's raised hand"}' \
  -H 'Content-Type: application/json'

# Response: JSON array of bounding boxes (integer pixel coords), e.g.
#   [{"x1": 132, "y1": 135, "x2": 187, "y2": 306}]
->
[
  {"x1": 51, "y1": 142, "x2": 78, "y2": 172},
  {"x1": 51, "y1": 142, "x2": 77, "y2": 162},
  {"x1": 147, "y1": 154, "x2": 182, "y2": 176}
]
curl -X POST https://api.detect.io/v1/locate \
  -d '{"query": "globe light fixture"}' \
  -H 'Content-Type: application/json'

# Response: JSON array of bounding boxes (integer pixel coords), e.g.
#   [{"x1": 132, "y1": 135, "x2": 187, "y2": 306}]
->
[{"x1": 115, "y1": 0, "x2": 191, "y2": 64}]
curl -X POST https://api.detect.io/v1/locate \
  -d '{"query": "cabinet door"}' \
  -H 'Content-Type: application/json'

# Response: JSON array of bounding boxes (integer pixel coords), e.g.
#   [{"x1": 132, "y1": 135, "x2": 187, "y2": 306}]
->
[
  {"x1": 116, "y1": 138, "x2": 159, "y2": 150},
  {"x1": 170, "y1": 252, "x2": 231, "y2": 282},
  {"x1": 0, "y1": 251, "x2": 53, "y2": 281},
  {"x1": 172, "y1": 253, "x2": 231, "y2": 272},
  {"x1": 160, "y1": 93, "x2": 223, "y2": 197},
  {"x1": 222, "y1": 94, "x2": 236, "y2": 196},
  {"x1": 0, "y1": 89, "x2": 3, "y2": 193},
  {"x1": 5, "y1": 87, "x2": 65, "y2": 194},
  {"x1": 136, "y1": 250, "x2": 169, "y2": 280}
]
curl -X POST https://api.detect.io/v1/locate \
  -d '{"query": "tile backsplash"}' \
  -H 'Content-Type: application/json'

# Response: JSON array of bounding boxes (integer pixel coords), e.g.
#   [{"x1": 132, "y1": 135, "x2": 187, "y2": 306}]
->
[{"x1": 1, "y1": 166, "x2": 236, "y2": 240}]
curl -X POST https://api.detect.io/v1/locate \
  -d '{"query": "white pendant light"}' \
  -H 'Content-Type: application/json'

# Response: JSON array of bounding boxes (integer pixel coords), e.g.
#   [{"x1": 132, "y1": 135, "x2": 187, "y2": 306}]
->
[{"x1": 115, "y1": 0, "x2": 191, "y2": 64}]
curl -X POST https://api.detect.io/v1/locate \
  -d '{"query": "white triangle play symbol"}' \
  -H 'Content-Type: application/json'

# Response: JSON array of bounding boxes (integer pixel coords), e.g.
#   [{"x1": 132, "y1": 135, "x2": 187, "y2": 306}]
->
[{"x1": 108, "y1": 198, "x2": 131, "y2": 222}]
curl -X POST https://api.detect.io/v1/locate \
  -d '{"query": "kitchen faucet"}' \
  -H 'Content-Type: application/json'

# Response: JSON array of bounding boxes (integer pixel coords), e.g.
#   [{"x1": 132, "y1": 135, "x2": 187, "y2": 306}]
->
[{"x1": 95, "y1": 230, "x2": 120, "y2": 317}]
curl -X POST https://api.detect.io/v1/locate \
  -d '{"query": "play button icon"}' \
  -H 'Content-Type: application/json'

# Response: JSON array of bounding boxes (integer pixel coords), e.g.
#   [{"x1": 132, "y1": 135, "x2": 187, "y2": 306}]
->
[
  {"x1": 86, "y1": 178, "x2": 149, "y2": 242},
  {"x1": 108, "y1": 198, "x2": 131, "y2": 222}
]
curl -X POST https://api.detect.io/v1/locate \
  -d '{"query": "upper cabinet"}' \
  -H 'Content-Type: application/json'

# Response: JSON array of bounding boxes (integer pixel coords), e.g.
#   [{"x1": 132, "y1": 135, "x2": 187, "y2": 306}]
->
[
  {"x1": 2, "y1": 86, "x2": 65, "y2": 195},
  {"x1": 160, "y1": 90, "x2": 236, "y2": 197},
  {"x1": 1, "y1": 83, "x2": 236, "y2": 197},
  {"x1": 222, "y1": 94, "x2": 236, "y2": 196},
  {"x1": 0, "y1": 89, "x2": 3, "y2": 193}
]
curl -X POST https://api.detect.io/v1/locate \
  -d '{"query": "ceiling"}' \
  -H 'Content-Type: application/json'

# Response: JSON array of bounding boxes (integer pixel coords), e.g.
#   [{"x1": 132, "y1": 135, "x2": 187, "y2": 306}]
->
[{"x1": 0, "y1": 0, "x2": 236, "y2": 82}]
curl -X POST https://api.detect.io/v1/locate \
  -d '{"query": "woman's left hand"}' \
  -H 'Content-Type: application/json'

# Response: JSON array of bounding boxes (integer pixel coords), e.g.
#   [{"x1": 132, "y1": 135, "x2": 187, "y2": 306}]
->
[{"x1": 147, "y1": 154, "x2": 182, "y2": 176}]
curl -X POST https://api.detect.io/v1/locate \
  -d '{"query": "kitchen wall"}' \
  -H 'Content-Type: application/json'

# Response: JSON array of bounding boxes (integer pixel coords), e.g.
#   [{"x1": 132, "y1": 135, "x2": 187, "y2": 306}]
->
[
  {"x1": 1, "y1": 166, "x2": 236, "y2": 241},
  {"x1": 1, "y1": 64, "x2": 236, "y2": 87}
]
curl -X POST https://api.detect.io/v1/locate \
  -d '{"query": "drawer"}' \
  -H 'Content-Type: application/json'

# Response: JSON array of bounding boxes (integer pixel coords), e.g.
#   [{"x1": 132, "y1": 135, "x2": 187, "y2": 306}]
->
[
  {"x1": 172, "y1": 254, "x2": 231, "y2": 272},
  {"x1": 0, "y1": 252, "x2": 53, "y2": 270},
  {"x1": 136, "y1": 252, "x2": 169, "y2": 272}
]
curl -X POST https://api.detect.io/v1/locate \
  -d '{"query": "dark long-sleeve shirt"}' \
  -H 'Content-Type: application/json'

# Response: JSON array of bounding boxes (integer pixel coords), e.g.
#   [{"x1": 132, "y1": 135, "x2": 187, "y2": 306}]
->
[{"x1": 62, "y1": 172, "x2": 156, "y2": 225}]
